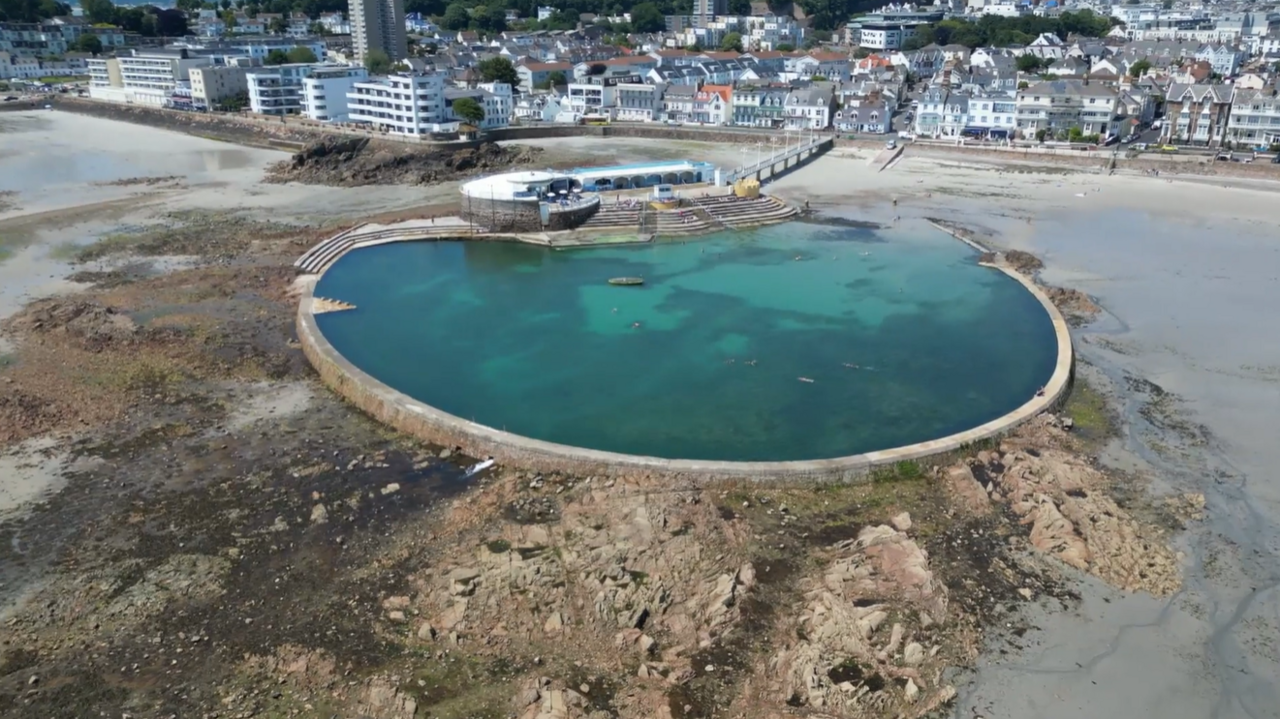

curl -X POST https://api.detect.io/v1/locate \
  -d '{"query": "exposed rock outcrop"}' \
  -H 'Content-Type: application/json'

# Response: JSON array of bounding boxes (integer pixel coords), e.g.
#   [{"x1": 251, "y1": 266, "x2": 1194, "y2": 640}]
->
[
  {"x1": 943, "y1": 416, "x2": 1182, "y2": 595},
  {"x1": 6, "y1": 299, "x2": 138, "y2": 345},
  {"x1": 766, "y1": 524, "x2": 955, "y2": 716},
  {"x1": 265, "y1": 137, "x2": 540, "y2": 187}
]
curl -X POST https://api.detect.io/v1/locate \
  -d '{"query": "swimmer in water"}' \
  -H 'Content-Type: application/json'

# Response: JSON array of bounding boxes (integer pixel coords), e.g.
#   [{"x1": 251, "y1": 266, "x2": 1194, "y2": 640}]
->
[
  {"x1": 612, "y1": 307, "x2": 618, "y2": 314},
  {"x1": 632, "y1": 321, "x2": 641, "y2": 329},
  {"x1": 843, "y1": 362, "x2": 859, "y2": 369}
]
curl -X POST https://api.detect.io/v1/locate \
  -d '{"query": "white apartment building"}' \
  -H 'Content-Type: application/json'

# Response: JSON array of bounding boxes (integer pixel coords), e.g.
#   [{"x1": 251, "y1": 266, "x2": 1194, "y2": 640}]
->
[
  {"x1": 1015, "y1": 79, "x2": 1120, "y2": 138},
  {"x1": 87, "y1": 48, "x2": 215, "y2": 106},
  {"x1": 475, "y1": 81, "x2": 512, "y2": 128},
  {"x1": 247, "y1": 64, "x2": 333, "y2": 115},
  {"x1": 856, "y1": 23, "x2": 919, "y2": 51},
  {"x1": 0, "y1": 51, "x2": 42, "y2": 80},
  {"x1": 744, "y1": 15, "x2": 803, "y2": 51},
  {"x1": 1224, "y1": 88, "x2": 1280, "y2": 146},
  {"x1": 565, "y1": 75, "x2": 642, "y2": 117},
  {"x1": 979, "y1": 0, "x2": 1029, "y2": 17},
  {"x1": 300, "y1": 66, "x2": 369, "y2": 122},
  {"x1": 347, "y1": 72, "x2": 448, "y2": 136},
  {"x1": 967, "y1": 93, "x2": 1017, "y2": 138},
  {"x1": 189, "y1": 63, "x2": 253, "y2": 110}
]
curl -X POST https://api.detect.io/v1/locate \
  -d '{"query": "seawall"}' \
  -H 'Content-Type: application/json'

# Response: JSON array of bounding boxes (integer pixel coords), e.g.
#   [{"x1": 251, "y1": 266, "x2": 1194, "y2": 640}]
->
[{"x1": 295, "y1": 231, "x2": 1075, "y2": 482}]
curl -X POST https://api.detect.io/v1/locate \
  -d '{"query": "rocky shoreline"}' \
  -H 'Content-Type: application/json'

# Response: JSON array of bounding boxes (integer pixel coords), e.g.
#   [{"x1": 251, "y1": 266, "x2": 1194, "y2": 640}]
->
[
  {"x1": 1, "y1": 112, "x2": 1231, "y2": 719},
  {"x1": 265, "y1": 137, "x2": 542, "y2": 187},
  {"x1": 0, "y1": 204, "x2": 1197, "y2": 719}
]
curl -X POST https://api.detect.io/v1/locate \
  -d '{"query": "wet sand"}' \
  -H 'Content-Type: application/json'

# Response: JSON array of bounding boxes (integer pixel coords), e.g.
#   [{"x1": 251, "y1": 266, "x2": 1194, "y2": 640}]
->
[
  {"x1": 0, "y1": 110, "x2": 436, "y2": 320},
  {"x1": 771, "y1": 149, "x2": 1280, "y2": 719}
]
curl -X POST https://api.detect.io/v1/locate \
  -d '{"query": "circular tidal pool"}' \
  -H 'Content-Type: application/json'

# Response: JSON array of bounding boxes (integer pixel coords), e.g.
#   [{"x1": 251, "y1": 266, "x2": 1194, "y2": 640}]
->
[{"x1": 313, "y1": 222, "x2": 1058, "y2": 462}]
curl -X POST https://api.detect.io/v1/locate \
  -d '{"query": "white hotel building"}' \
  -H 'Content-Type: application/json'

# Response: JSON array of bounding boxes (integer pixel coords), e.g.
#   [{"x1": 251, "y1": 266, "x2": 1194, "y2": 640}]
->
[
  {"x1": 247, "y1": 63, "x2": 368, "y2": 118},
  {"x1": 87, "y1": 48, "x2": 215, "y2": 106},
  {"x1": 301, "y1": 65, "x2": 369, "y2": 122},
  {"x1": 346, "y1": 72, "x2": 448, "y2": 135},
  {"x1": 346, "y1": 73, "x2": 511, "y2": 135}
]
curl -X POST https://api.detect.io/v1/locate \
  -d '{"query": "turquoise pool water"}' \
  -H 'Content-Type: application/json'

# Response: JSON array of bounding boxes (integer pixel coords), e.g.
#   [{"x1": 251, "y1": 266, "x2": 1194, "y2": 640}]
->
[{"x1": 314, "y1": 222, "x2": 1058, "y2": 462}]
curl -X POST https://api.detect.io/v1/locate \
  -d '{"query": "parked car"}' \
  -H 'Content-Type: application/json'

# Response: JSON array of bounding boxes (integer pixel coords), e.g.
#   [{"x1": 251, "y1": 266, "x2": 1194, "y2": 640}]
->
[
  {"x1": 885, "y1": 139, "x2": 897, "y2": 150},
  {"x1": 1159, "y1": 144, "x2": 1178, "y2": 152}
]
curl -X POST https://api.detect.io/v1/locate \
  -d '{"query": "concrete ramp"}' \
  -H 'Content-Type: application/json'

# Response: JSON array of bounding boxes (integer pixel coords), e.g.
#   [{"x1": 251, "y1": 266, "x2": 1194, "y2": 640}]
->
[{"x1": 869, "y1": 145, "x2": 905, "y2": 171}]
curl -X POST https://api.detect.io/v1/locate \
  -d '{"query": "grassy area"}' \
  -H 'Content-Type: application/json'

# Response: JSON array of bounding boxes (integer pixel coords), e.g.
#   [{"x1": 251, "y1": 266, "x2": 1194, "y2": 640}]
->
[
  {"x1": 1064, "y1": 376, "x2": 1114, "y2": 440},
  {"x1": 396, "y1": 652, "x2": 520, "y2": 719},
  {"x1": 73, "y1": 231, "x2": 151, "y2": 262},
  {"x1": 47, "y1": 241, "x2": 83, "y2": 261},
  {"x1": 36, "y1": 75, "x2": 88, "y2": 84}
]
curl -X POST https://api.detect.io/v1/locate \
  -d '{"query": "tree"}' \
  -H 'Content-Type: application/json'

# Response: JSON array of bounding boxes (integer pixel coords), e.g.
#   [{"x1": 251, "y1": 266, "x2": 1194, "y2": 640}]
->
[
  {"x1": 268, "y1": 16, "x2": 287, "y2": 34},
  {"x1": 452, "y1": 96, "x2": 485, "y2": 124},
  {"x1": 1016, "y1": 54, "x2": 1046, "y2": 73},
  {"x1": 719, "y1": 32, "x2": 742, "y2": 52},
  {"x1": 0, "y1": 0, "x2": 69, "y2": 22},
  {"x1": 81, "y1": 0, "x2": 116, "y2": 24},
  {"x1": 221, "y1": 9, "x2": 237, "y2": 28},
  {"x1": 775, "y1": 43, "x2": 795, "y2": 52},
  {"x1": 629, "y1": 2, "x2": 664, "y2": 33},
  {"x1": 1017, "y1": 80, "x2": 1029, "y2": 89},
  {"x1": 1035, "y1": 128, "x2": 1048, "y2": 142},
  {"x1": 217, "y1": 90, "x2": 249, "y2": 111},
  {"x1": 74, "y1": 34, "x2": 104, "y2": 55},
  {"x1": 405, "y1": 0, "x2": 447, "y2": 15},
  {"x1": 471, "y1": 4, "x2": 505, "y2": 33},
  {"x1": 1128, "y1": 58, "x2": 1151, "y2": 78},
  {"x1": 478, "y1": 56, "x2": 518, "y2": 86},
  {"x1": 286, "y1": 46, "x2": 318, "y2": 63},
  {"x1": 728, "y1": 0, "x2": 751, "y2": 14},
  {"x1": 265, "y1": 48, "x2": 289, "y2": 65},
  {"x1": 442, "y1": 2, "x2": 469, "y2": 30},
  {"x1": 151, "y1": 7, "x2": 189, "y2": 36},
  {"x1": 365, "y1": 49, "x2": 393, "y2": 74},
  {"x1": 308, "y1": 21, "x2": 326, "y2": 35},
  {"x1": 220, "y1": 0, "x2": 231, "y2": 9},
  {"x1": 547, "y1": 70, "x2": 566, "y2": 86}
]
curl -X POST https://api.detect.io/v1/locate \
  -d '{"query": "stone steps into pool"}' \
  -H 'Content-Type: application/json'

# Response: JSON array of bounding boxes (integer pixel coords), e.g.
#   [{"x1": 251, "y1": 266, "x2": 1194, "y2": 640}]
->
[
  {"x1": 295, "y1": 225, "x2": 486, "y2": 274},
  {"x1": 312, "y1": 297, "x2": 356, "y2": 314},
  {"x1": 692, "y1": 196, "x2": 798, "y2": 228}
]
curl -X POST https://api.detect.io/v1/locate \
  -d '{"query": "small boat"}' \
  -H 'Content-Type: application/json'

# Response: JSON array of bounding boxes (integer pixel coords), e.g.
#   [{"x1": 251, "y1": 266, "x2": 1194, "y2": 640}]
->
[
  {"x1": 608, "y1": 277, "x2": 644, "y2": 286},
  {"x1": 798, "y1": 377, "x2": 815, "y2": 383}
]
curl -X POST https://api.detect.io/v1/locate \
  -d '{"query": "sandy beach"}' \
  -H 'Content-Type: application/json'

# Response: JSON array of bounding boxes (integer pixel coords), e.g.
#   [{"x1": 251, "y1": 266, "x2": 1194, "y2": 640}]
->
[{"x1": 1, "y1": 110, "x2": 1278, "y2": 718}]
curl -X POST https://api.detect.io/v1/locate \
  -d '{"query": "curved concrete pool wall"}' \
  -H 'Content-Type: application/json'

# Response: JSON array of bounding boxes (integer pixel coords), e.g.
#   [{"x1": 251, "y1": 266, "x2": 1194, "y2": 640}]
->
[{"x1": 296, "y1": 239, "x2": 1075, "y2": 482}]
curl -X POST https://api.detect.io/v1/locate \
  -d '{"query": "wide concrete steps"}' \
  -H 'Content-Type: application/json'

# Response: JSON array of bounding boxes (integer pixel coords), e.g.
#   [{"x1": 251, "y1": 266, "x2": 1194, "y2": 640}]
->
[
  {"x1": 693, "y1": 196, "x2": 798, "y2": 228},
  {"x1": 295, "y1": 225, "x2": 482, "y2": 274}
]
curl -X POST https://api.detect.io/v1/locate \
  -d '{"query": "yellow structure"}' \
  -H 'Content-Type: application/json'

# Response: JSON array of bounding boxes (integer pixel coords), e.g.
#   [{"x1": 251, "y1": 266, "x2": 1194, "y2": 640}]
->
[{"x1": 733, "y1": 178, "x2": 761, "y2": 198}]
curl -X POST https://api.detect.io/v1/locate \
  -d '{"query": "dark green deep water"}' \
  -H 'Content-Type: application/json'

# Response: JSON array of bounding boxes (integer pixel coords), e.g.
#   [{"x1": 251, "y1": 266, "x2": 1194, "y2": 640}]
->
[{"x1": 314, "y1": 222, "x2": 1058, "y2": 461}]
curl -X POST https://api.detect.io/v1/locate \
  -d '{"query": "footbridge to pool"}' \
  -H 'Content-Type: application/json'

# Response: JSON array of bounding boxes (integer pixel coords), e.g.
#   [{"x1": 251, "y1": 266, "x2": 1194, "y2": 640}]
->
[{"x1": 725, "y1": 134, "x2": 833, "y2": 185}]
